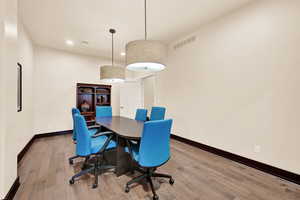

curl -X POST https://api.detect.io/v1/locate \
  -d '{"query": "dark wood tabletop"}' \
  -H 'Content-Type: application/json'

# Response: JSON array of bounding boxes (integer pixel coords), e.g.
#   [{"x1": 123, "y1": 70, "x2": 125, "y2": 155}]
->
[{"x1": 95, "y1": 116, "x2": 144, "y2": 140}]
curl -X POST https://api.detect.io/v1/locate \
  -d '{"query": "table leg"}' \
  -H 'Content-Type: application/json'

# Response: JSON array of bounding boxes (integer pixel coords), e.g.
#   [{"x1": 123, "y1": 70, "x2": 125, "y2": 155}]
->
[
  {"x1": 103, "y1": 148, "x2": 116, "y2": 166},
  {"x1": 115, "y1": 136, "x2": 132, "y2": 177}
]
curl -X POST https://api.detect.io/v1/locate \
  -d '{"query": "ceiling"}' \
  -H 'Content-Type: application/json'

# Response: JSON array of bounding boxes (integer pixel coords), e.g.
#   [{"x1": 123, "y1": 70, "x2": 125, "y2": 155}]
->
[{"x1": 19, "y1": 0, "x2": 253, "y2": 61}]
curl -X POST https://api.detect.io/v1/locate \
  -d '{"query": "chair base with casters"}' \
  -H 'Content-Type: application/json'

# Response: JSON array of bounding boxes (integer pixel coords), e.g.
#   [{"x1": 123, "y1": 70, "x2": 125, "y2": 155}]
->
[
  {"x1": 125, "y1": 142, "x2": 174, "y2": 200},
  {"x1": 68, "y1": 155, "x2": 80, "y2": 165},
  {"x1": 69, "y1": 154, "x2": 115, "y2": 188},
  {"x1": 69, "y1": 133, "x2": 116, "y2": 189},
  {"x1": 125, "y1": 167, "x2": 174, "y2": 200}
]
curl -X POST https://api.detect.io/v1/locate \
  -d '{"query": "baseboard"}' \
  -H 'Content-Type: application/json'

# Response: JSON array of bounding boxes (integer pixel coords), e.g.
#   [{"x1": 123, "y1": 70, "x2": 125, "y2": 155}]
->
[
  {"x1": 17, "y1": 130, "x2": 72, "y2": 163},
  {"x1": 17, "y1": 136, "x2": 36, "y2": 163},
  {"x1": 35, "y1": 130, "x2": 72, "y2": 138},
  {"x1": 3, "y1": 177, "x2": 20, "y2": 200},
  {"x1": 171, "y1": 134, "x2": 300, "y2": 185}
]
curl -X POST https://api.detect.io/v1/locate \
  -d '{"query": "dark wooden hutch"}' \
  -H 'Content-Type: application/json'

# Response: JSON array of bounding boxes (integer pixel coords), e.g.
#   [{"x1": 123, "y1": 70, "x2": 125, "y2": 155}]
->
[{"x1": 76, "y1": 83, "x2": 111, "y2": 125}]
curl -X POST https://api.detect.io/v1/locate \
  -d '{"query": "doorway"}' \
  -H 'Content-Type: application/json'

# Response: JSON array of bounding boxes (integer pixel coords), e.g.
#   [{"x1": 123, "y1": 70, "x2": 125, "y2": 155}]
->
[
  {"x1": 120, "y1": 75, "x2": 156, "y2": 119},
  {"x1": 142, "y1": 75, "x2": 156, "y2": 113},
  {"x1": 120, "y1": 81, "x2": 143, "y2": 118}
]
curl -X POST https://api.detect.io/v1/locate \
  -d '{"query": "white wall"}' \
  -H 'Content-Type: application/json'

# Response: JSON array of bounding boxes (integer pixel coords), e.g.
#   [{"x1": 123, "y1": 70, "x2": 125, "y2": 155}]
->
[
  {"x1": 143, "y1": 76, "x2": 155, "y2": 112},
  {"x1": 17, "y1": 23, "x2": 34, "y2": 152},
  {"x1": 33, "y1": 46, "x2": 121, "y2": 134},
  {"x1": 0, "y1": 0, "x2": 19, "y2": 197},
  {"x1": 0, "y1": 1, "x2": 5, "y2": 197},
  {"x1": 0, "y1": 6, "x2": 35, "y2": 197},
  {"x1": 157, "y1": 0, "x2": 300, "y2": 174}
]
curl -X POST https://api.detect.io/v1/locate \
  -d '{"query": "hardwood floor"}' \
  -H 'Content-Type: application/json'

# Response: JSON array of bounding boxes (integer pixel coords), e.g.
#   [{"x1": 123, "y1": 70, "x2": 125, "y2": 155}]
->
[{"x1": 15, "y1": 134, "x2": 300, "y2": 200}]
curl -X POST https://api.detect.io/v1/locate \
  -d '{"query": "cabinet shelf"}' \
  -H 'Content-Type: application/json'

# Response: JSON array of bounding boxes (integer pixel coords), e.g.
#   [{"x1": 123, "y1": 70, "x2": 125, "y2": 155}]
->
[
  {"x1": 81, "y1": 112, "x2": 95, "y2": 116},
  {"x1": 76, "y1": 83, "x2": 112, "y2": 123},
  {"x1": 96, "y1": 93, "x2": 110, "y2": 95},
  {"x1": 96, "y1": 103, "x2": 110, "y2": 106},
  {"x1": 78, "y1": 92, "x2": 94, "y2": 95}
]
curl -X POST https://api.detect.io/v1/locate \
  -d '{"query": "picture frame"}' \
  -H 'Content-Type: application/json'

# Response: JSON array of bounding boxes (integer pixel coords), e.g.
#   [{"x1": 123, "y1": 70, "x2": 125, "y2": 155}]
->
[{"x1": 17, "y1": 63, "x2": 22, "y2": 112}]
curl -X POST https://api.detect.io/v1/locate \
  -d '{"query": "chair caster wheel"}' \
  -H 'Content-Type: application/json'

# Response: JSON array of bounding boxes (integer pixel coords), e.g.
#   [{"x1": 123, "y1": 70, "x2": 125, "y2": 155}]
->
[
  {"x1": 125, "y1": 186, "x2": 130, "y2": 193},
  {"x1": 169, "y1": 178, "x2": 175, "y2": 185},
  {"x1": 92, "y1": 183, "x2": 98, "y2": 189},
  {"x1": 153, "y1": 195, "x2": 159, "y2": 200},
  {"x1": 69, "y1": 159, "x2": 73, "y2": 165},
  {"x1": 69, "y1": 179, "x2": 75, "y2": 185}
]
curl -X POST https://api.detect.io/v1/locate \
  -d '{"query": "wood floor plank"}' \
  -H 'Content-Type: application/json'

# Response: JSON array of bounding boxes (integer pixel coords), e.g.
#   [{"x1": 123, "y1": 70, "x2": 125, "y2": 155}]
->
[{"x1": 14, "y1": 135, "x2": 300, "y2": 200}]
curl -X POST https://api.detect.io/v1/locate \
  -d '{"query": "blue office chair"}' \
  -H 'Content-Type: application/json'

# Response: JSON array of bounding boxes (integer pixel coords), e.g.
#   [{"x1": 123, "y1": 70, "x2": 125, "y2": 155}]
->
[
  {"x1": 69, "y1": 114, "x2": 116, "y2": 188},
  {"x1": 69, "y1": 108, "x2": 100, "y2": 165},
  {"x1": 129, "y1": 109, "x2": 148, "y2": 147},
  {"x1": 72, "y1": 108, "x2": 81, "y2": 140},
  {"x1": 149, "y1": 107, "x2": 166, "y2": 121},
  {"x1": 135, "y1": 108, "x2": 148, "y2": 121},
  {"x1": 96, "y1": 106, "x2": 113, "y2": 134},
  {"x1": 96, "y1": 106, "x2": 112, "y2": 117},
  {"x1": 71, "y1": 108, "x2": 99, "y2": 141},
  {"x1": 125, "y1": 119, "x2": 174, "y2": 200}
]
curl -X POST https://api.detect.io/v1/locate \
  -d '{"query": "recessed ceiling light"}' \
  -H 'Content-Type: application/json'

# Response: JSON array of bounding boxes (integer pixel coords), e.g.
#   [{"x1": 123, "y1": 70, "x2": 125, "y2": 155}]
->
[
  {"x1": 81, "y1": 41, "x2": 89, "y2": 45},
  {"x1": 120, "y1": 52, "x2": 126, "y2": 56},
  {"x1": 65, "y1": 40, "x2": 74, "y2": 46}
]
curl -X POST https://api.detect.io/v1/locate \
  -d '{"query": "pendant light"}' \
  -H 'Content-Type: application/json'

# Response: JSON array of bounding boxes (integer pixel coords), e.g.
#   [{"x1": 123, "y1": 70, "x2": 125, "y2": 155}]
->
[
  {"x1": 126, "y1": 0, "x2": 167, "y2": 72},
  {"x1": 100, "y1": 29, "x2": 125, "y2": 83}
]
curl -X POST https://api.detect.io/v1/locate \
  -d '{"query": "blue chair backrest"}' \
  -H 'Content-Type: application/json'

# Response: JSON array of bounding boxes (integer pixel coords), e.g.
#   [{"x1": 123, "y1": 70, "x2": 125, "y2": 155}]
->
[
  {"x1": 150, "y1": 107, "x2": 166, "y2": 121},
  {"x1": 138, "y1": 119, "x2": 173, "y2": 167},
  {"x1": 72, "y1": 108, "x2": 81, "y2": 140},
  {"x1": 74, "y1": 114, "x2": 91, "y2": 156},
  {"x1": 96, "y1": 106, "x2": 112, "y2": 118},
  {"x1": 135, "y1": 109, "x2": 148, "y2": 121}
]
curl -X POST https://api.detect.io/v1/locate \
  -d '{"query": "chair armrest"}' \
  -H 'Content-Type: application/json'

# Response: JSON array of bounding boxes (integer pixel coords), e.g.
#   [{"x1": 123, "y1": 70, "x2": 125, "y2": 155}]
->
[
  {"x1": 92, "y1": 131, "x2": 113, "y2": 138},
  {"x1": 97, "y1": 134, "x2": 114, "y2": 154},
  {"x1": 88, "y1": 125, "x2": 100, "y2": 129},
  {"x1": 128, "y1": 139, "x2": 140, "y2": 146},
  {"x1": 126, "y1": 139, "x2": 134, "y2": 159}
]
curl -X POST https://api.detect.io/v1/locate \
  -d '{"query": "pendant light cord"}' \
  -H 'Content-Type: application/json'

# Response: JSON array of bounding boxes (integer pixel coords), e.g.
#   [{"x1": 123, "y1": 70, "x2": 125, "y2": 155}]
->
[
  {"x1": 109, "y1": 29, "x2": 116, "y2": 67},
  {"x1": 144, "y1": 0, "x2": 147, "y2": 40},
  {"x1": 112, "y1": 32, "x2": 114, "y2": 66}
]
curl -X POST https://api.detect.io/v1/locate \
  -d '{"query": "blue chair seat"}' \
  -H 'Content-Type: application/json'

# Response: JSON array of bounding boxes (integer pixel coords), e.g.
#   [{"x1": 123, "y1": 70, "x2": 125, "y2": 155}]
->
[
  {"x1": 125, "y1": 145, "x2": 139, "y2": 162},
  {"x1": 126, "y1": 144, "x2": 171, "y2": 168},
  {"x1": 88, "y1": 128, "x2": 99, "y2": 137},
  {"x1": 91, "y1": 136, "x2": 117, "y2": 154}
]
